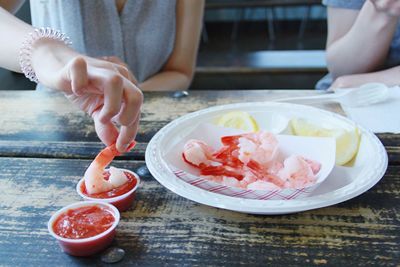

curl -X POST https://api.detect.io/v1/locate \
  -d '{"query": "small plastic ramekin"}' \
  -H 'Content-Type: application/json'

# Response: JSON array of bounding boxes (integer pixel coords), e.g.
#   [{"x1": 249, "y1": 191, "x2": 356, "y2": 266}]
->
[
  {"x1": 76, "y1": 169, "x2": 140, "y2": 212},
  {"x1": 48, "y1": 201, "x2": 120, "y2": 257}
]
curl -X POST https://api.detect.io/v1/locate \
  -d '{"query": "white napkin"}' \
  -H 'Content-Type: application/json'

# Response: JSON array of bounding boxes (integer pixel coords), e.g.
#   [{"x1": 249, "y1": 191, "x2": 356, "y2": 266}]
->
[{"x1": 342, "y1": 86, "x2": 400, "y2": 133}]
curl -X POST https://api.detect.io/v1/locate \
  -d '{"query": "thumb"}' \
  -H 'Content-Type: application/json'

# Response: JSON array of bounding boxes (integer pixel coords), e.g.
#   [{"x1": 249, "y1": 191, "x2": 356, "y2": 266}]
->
[{"x1": 67, "y1": 57, "x2": 88, "y2": 96}]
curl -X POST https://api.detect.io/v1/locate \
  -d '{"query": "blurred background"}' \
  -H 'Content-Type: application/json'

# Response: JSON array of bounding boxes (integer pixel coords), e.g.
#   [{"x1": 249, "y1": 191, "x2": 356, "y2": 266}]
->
[{"x1": 0, "y1": 0, "x2": 328, "y2": 91}]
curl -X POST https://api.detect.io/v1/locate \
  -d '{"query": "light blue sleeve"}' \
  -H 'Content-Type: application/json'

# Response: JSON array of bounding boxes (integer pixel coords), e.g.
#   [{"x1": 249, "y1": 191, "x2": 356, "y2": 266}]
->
[{"x1": 322, "y1": 0, "x2": 365, "y2": 10}]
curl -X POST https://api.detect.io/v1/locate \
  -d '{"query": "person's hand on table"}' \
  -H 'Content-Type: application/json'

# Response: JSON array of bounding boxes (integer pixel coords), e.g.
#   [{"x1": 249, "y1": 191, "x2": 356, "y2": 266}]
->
[
  {"x1": 31, "y1": 39, "x2": 143, "y2": 152},
  {"x1": 370, "y1": 0, "x2": 400, "y2": 16},
  {"x1": 329, "y1": 64, "x2": 400, "y2": 91},
  {"x1": 329, "y1": 74, "x2": 363, "y2": 90}
]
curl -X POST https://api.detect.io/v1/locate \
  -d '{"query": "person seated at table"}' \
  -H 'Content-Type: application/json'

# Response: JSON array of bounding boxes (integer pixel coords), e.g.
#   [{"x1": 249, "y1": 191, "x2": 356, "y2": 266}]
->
[
  {"x1": 316, "y1": 0, "x2": 400, "y2": 90},
  {"x1": 0, "y1": 0, "x2": 204, "y2": 152}
]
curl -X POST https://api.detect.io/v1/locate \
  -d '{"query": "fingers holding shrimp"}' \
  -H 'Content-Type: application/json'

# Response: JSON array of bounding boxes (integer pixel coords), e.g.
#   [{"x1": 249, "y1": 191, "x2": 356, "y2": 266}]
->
[
  {"x1": 93, "y1": 77, "x2": 143, "y2": 152},
  {"x1": 118, "y1": 79, "x2": 143, "y2": 126},
  {"x1": 92, "y1": 109, "x2": 119, "y2": 147},
  {"x1": 61, "y1": 56, "x2": 142, "y2": 151},
  {"x1": 89, "y1": 71, "x2": 124, "y2": 124},
  {"x1": 116, "y1": 112, "x2": 140, "y2": 152}
]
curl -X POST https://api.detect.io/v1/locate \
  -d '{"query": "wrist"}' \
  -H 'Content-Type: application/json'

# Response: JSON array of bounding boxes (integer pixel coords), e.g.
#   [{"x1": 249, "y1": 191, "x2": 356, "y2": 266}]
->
[
  {"x1": 20, "y1": 27, "x2": 76, "y2": 86},
  {"x1": 31, "y1": 39, "x2": 79, "y2": 88},
  {"x1": 31, "y1": 38, "x2": 77, "y2": 71}
]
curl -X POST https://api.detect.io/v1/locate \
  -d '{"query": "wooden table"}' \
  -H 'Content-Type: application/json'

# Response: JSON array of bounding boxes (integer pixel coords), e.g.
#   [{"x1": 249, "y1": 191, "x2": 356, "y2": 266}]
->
[{"x1": 0, "y1": 90, "x2": 399, "y2": 266}]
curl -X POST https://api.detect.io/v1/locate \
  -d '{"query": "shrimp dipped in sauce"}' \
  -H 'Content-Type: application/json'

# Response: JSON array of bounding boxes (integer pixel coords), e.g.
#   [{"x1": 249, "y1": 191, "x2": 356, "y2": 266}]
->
[{"x1": 84, "y1": 143, "x2": 136, "y2": 195}]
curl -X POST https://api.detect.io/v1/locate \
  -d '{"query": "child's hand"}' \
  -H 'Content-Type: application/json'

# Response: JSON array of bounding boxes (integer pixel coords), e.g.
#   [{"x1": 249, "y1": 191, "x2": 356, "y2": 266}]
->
[{"x1": 31, "y1": 40, "x2": 143, "y2": 152}]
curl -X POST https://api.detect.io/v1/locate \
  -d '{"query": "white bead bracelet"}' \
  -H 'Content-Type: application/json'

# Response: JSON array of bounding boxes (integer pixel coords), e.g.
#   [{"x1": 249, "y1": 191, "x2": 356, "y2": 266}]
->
[{"x1": 19, "y1": 27, "x2": 72, "y2": 83}]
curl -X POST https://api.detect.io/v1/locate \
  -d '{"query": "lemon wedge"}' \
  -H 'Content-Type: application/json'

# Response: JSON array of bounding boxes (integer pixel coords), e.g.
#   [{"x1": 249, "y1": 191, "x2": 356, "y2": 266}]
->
[
  {"x1": 290, "y1": 118, "x2": 360, "y2": 165},
  {"x1": 216, "y1": 111, "x2": 259, "y2": 132}
]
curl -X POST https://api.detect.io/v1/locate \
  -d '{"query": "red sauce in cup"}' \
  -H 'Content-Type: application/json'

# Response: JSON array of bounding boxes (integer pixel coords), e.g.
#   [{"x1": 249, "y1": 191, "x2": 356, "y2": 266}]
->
[
  {"x1": 80, "y1": 171, "x2": 138, "y2": 199},
  {"x1": 52, "y1": 205, "x2": 115, "y2": 239}
]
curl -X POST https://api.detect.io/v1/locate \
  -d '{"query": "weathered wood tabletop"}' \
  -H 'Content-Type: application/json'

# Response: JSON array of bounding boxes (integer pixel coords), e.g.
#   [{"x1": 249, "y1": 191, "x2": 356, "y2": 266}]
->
[{"x1": 0, "y1": 90, "x2": 399, "y2": 266}]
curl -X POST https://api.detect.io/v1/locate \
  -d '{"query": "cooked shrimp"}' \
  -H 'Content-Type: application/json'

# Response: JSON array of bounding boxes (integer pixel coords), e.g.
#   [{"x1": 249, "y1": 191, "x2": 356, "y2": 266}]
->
[
  {"x1": 304, "y1": 158, "x2": 321, "y2": 174},
  {"x1": 201, "y1": 175, "x2": 223, "y2": 184},
  {"x1": 247, "y1": 180, "x2": 281, "y2": 191},
  {"x1": 221, "y1": 176, "x2": 241, "y2": 188},
  {"x1": 237, "y1": 132, "x2": 278, "y2": 166},
  {"x1": 277, "y1": 155, "x2": 316, "y2": 189},
  {"x1": 182, "y1": 131, "x2": 321, "y2": 191},
  {"x1": 182, "y1": 139, "x2": 216, "y2": 167},
  {"x1": 201, "y1": 165, "x2": 244, "y2": 180},
  {"x1": 245, "y1": 161, "x2": 285, "y2": 187},
  {"x1": 219, "y1": 132, "x2": 278, "y2": 166},
  {"x1": 239, "y1": 171, "x2": 257, "y2": 188},
  {"x1": 84, "y1": 142, "x2": 136, "y2": 194},
  {"x1": 108, "y1": 166, "x2": 129, "y2": 188}
]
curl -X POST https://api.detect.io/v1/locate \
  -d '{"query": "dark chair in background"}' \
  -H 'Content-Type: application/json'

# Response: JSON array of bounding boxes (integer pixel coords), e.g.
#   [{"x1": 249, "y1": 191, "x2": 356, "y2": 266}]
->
[
  {"x1": 0, "y1": 2, "x2": 35, "y2": 90},
  {"x1": 193, "y1": 0, "x2": 327, "y2": 90},
  {"x1": 203, "y1": 0, "x2": 322, "y2": 41}
]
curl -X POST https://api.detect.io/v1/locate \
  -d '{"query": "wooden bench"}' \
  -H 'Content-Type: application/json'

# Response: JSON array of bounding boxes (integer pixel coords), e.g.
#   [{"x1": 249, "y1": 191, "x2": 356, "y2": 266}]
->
[
  {"x1": 0, "y1": 50, "x2": 327, "y2": 91},
  {"x1": 192, "y1": 50, "x2": 327, "y2": 90},
  {"x1": 203, "y1": 0, "x2": 324, "y2": 41}
]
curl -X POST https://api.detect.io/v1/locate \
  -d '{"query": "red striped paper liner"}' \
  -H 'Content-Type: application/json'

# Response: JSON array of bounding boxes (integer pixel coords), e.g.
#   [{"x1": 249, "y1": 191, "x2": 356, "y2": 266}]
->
[{"x1": 172, "y1": 169, "x2": 316, "y2": 200}]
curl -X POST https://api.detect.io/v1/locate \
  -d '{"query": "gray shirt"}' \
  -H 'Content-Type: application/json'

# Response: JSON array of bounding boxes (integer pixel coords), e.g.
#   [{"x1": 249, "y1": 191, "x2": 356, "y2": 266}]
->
[
  {"x1": 317, "y1": 0, "x2": 400, "y2": 89},
  {"x1": 30, "y1": 0, "x2": 176, "y2": 83}
]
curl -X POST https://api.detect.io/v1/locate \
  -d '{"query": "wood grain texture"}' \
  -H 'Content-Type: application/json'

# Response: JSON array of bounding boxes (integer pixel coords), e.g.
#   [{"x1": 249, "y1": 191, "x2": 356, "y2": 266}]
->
[
  {"x1": 0, "y1": 90, "x2": 399, "y2": 163},
  {"x1": 0, "y1": 140, "x2": 146, "y2": 160},
  {"x1": 0, "y1": 141, "x2": 399, "y2": 166},
  {"x1": 0, "y1": 90, "x2": 398, "y2": 266},
  {"x1": 0, "y1": 158, "x2": 399, "y2": 266},
  {"x1": 386, "y1": 146, "x2": 400, "y2": 165},
  {"x1": 0, "y1": 90, "x2": 343, "y2": 143}
]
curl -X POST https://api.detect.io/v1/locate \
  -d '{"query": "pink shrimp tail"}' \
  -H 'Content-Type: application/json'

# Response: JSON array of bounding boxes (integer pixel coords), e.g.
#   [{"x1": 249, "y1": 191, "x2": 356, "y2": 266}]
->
[
  {"x1": 247, "y1": 160, "x2": 285, "y2": 187},
  {"x1": 94, "y1": 144, "x2": 118, "y2": 168},
  {"x1": 94, "y1": 141, "x2": 136, "y2": 168},
  {"x1": 126, "y1": 141, "x2": 137, "y2": 152}
]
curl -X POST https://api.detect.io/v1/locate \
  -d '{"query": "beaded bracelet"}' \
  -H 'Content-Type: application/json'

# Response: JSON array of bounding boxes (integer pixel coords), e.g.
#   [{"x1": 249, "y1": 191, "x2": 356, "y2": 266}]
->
[{"x1": 19, "y1": 27, "x2": 72, "y2": 83}]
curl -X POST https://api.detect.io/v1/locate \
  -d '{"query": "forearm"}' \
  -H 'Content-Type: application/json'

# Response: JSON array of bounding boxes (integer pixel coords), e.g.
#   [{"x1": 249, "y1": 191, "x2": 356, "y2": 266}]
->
[
  {"x1": 361, "y1": 66, "x2": 400, "y2": 85},
  {"x1": 139, "y1": 71, "x2": 191, "y2": 91},
  {"x1": 141, "y1": 0, "x2": 203, "y2": 92},
  {"x1": 327, "y1": 0, "x2": 399, "y2": 79},
  {"x1": 0, "y1": 7, "x2": 34, "y2": 72}
]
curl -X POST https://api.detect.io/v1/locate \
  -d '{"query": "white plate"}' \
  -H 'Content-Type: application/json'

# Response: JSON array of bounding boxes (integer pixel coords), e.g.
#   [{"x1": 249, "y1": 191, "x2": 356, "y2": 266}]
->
[{"x1": 145, "y1": 102, "x2": 388, "y2": 214}]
